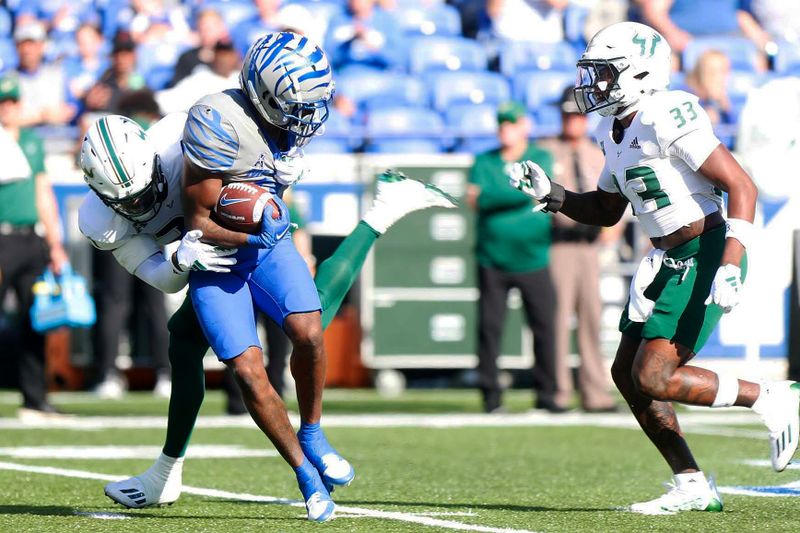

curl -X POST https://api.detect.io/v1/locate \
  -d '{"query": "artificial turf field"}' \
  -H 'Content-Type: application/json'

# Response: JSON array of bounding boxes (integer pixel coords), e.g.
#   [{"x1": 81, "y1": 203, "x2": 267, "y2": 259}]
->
[{"x1": 0, "y1": 389, "x2": 798, "y2": 532}]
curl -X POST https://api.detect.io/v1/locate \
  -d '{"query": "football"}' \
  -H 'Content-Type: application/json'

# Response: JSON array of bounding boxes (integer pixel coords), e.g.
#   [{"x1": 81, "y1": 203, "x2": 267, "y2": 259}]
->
[{"x1": 213, "y1": 182, "x2": 279, "y2": 234}]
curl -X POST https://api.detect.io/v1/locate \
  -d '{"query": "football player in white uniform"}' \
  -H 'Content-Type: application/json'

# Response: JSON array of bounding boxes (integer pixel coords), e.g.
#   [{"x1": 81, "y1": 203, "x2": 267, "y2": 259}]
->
[
  {"x1": 510, "y1": 21, "x2": 800, "y2": 514},
  {"x1": 78, "y1": 114, "x2": 455, "y2": 521}
]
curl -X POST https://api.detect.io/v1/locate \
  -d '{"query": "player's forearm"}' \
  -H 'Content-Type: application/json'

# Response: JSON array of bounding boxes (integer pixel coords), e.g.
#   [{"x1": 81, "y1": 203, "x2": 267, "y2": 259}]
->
[
  {"x1": 35, "y1": 174, "x2": 63, "y2": 248},
  {"x1": 720, "y1": 179, "x2": 757, "y2": 268},
  {"x1": 188, "y1": 214, "x2": 250, "y2": 248},
  {"x1": 133, "y1": 254, "x2": 188, "y2": 294},
  {"x1": 561, "y1": 190, "x2": 624, "y2": 227}
]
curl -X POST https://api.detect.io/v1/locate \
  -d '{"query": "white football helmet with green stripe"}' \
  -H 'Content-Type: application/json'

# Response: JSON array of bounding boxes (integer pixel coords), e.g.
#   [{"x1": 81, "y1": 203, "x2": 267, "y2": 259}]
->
[{"x1": 80, "y1": 115, "x2": 167, "y2": 224}]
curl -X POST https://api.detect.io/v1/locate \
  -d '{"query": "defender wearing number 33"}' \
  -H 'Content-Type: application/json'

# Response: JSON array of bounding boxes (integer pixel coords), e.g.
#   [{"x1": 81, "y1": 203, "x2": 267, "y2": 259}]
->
[{"x1": 510, "y1": 21, "x2": 800, "y2": 515}]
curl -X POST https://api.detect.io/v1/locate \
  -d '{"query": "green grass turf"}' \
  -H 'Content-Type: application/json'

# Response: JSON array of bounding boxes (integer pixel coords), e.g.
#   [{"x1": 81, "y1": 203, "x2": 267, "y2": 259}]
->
[{"x1": 0, "y1": 390, "x2": 797, "y2": 532}]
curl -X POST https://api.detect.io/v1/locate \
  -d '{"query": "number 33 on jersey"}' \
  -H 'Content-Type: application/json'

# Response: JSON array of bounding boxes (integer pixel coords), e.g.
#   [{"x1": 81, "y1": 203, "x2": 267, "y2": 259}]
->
[{"x1": 596, "y1": 90, "x2": 723, "y2": 238}]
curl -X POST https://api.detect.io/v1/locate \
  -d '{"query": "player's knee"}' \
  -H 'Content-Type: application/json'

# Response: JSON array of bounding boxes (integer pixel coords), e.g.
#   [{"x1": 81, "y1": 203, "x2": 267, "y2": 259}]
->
[
  {"x1": 610, "y1": 359, "x2": 632, "y2": 392},
  {"x1": 285, "y1": 314, "x2": 324, "y2": 351},
  {"x1": 631, "y1": 366, "x2": 669, "y2": 400},
  {"x1": 228, "y1": 348, "x2": 267, "y2": 388}
]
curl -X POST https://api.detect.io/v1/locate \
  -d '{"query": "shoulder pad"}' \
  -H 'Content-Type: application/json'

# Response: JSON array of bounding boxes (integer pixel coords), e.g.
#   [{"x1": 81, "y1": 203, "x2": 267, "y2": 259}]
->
[
  {"x1": 640, "y1": 90, "x2": 712, "y2": 153},
  {"x1": 182, "y1": 98, "x2": 240, "y2": 172},
  {"x1": 77, "y1": 193, "x2": 133, "y2": 251}
]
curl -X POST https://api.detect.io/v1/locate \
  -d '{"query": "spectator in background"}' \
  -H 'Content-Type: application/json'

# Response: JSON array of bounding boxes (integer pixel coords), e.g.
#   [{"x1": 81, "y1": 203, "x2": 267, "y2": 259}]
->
[
  {"x1": 89, "y1": 90, "x2": 171, "y2": 400},
  {"x1": 121, "y1": 0, "x2": 191, "y2": 45},
  {"x1": 64, "y1": 22, "x2": 107, "y2": 110},
  {"x1": 746, "y1": 0, "x2": 800, "y2": 45},
  {"x1": 685, "y1": 49, "x2": 735, "y2": 127},
  {"x1": 169, "y1": 8, "x2": 228, "y2": 88},
  {"x1": 537, "y1": 89, "x2": 618, "y2": 413},
  {"x1": 83, "y1": 31, "x2": 146, "y2": 114},
  {"x1": 156, "y1": 38, "x2": 240, "y2": 114},
  {"x1": 233, "y1": 0, "x2": 320, "y2": 57},
  {"x1": 0, "y1": 74, "x2": 69, "y2": 420},
  {"x1": 466, "y1": 101, "x2": 560, "y2": 414},
  {"x1": 486, "y1": 0, "x2": 567, "y2": 43},
  {"x1": 325, "y1": 0, "x2": 402, "y2": 71},
  {"x1": 635, "y1": 0, "x2": 769, "y2": 54},
  {"x1": 14, "y1": 20, "x2": 75, "y2": 126}
]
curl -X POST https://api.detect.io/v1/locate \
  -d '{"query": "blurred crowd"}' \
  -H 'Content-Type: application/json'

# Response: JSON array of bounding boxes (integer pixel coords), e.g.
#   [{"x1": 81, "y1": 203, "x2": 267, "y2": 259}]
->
[{"x1": 0, "y1": 0, "x2": 799, "y2": 413}]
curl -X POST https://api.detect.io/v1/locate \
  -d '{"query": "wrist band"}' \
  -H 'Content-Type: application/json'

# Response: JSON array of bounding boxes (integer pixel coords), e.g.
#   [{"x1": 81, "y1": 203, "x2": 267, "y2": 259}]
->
[
  {"x1": 541, "y1": 182, "x2": 566, "y2": 213},
  {"x1": 170, "y1": 251, "x2": 184, "y2": 274},
  {"x1": 726, "y1": 217, "x2": 754, "y2": 251}
]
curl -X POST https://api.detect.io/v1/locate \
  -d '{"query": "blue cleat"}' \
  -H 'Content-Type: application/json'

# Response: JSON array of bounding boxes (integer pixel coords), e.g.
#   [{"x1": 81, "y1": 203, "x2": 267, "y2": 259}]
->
[
  {"x1": 294, "y1": 458, "x2": 335, "y2": 522},
  {"x1": 297, "y1": 422, "x2": 356, "y2": 489}
]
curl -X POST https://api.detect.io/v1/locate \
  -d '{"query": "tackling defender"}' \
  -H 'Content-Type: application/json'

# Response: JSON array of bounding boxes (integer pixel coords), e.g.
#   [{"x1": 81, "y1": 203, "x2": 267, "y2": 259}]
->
[
  {"x1": 510, "y1": 21, "x2": 800, "y2": 514},
  {"x1": 79, "y1": 118, "x2": 453, "y2": 522}
]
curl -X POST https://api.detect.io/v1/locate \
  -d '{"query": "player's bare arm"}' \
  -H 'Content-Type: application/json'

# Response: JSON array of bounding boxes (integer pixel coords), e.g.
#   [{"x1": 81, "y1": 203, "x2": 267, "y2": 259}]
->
[
  {"x1": 181, "y1": 159, "x2": 251, "y2": 248},
  {"x1": 696, "y1": 144, "x2": 758, "y2": 268}
]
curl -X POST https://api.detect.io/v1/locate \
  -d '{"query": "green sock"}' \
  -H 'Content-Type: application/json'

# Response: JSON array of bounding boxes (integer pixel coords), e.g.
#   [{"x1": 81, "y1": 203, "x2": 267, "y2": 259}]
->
[
  {"x1": 316, "y1": 221, "x2": 380, "y2": 328},
  {"x1": 162, "y1": 295, "x2": 209, "y2": 458}
]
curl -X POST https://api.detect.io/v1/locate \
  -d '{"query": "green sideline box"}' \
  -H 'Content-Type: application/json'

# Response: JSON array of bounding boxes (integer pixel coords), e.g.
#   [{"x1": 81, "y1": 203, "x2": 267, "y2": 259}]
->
[{"x1": 361, "y1": 160, "x2": 533, "y2": 370}]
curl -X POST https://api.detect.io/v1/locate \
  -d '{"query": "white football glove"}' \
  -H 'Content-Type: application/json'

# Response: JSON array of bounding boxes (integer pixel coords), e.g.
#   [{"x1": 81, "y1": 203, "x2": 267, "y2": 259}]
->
[
  {"x1": 172, "y1": 230, "x2": 237, "y2": 273},
  {"x1": 509, "y1": 160, "x2": 551, "y2": 211},
  {"x1": 704, "y1": 263, "x2": 742, "y2": 313},
  {"x1": 271, "y1": 149, "x2": 307, "y2": 186}
]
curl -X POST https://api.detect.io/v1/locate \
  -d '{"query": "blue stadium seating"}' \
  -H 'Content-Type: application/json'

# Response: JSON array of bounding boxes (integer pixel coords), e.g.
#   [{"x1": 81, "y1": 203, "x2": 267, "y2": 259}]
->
[
  {"x1": 137, "y1": 42, "x2": 189, "y2": 90},
  {"x1": 0, "y1": 8, "x2": 11, "y2": 38},
  {"x1": 408, "y1": 36, "x2": 487, "y2": 74},
  {"x1": 499, "y1": 41, "x2": 579, "y2": 77},
  {"x1": 396, "y1": 4, "x2": 461, "y2": 37},
  {"x1": 775, "y1": 43, "x2": 800, "y2": 74},
  {"x1": 513, "y1": 71, "x2": 574, "y2": 110},
  {"x1": 207, "y1": 0, "x2": 257, "y2": 32},
  {"x1": 337, "y1": 69, "x2": 427, "y2": 109},
  {"x1": 365, "y1": 106, "x2": 446, "y2": 153},
  {"x1": 683, "y1": 37, "x2": 761, "y2": 72},
  {"x1": 0, "y1": 38, "x2": 17, "y2": 73},
  {"x1": 290, "y1": 0, "x2": 346, "y2": 26},
  {"x1": 533, "y1": 106, "x2": 562, "y2": 137},
  {"x1": 430, "y1": 71, "x2": 510, "y2": 112},
  {"x1": 445, "y1": 103, "x2": 499, "y2": 153},
  {"x1": 304, "y1": 108, "x2": 355, "y2": 154},
  {"x1": 727, "y1": 71, "x2": 763, "y2": 100}
]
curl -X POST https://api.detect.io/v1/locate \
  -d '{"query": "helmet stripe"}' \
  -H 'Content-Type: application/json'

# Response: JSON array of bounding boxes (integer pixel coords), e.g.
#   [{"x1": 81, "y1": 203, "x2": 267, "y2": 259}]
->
[
  {"x1": 297, "y1": 63, "x2": 331, "y2": 83},
  {"x1": 259, "y1": 32, "x2": 294, "y2": 74},
  {"x1": 97, "y1": 117, "x2": 131, "y2": 187}
]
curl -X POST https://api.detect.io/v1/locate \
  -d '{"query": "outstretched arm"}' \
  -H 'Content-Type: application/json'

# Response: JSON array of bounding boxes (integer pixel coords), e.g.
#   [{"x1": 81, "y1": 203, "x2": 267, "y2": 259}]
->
[{"x1": 509, "y1": 160, "x2": 629, "y2": 227}]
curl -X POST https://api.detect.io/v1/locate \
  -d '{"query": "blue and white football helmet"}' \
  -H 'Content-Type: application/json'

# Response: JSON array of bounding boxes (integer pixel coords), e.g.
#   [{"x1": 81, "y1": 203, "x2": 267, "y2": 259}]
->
[{"x1": 240, "y1": 31, "x2": 335, "y2": 147}]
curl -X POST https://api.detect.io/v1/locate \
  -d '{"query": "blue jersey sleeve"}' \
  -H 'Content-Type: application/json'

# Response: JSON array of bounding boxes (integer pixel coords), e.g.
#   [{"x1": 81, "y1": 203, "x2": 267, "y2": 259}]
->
[{"x1": 181, "y1": 103, "x2": 240, "y2": 172}]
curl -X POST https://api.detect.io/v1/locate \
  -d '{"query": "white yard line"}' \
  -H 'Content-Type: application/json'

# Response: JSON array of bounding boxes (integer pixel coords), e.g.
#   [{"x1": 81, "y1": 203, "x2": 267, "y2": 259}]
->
[
  {"x1": 0, "y1": 411, "x2": 766, "y2": 431},
  {"x1": 0, "y1": 461, "x2": 537, "y2": 533}
]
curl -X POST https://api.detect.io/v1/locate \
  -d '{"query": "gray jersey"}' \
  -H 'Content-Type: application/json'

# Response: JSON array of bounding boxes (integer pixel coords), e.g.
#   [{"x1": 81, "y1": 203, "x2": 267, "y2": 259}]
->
[{"x1": 182, "y1": 89, "x2": 285, "y2": 194}]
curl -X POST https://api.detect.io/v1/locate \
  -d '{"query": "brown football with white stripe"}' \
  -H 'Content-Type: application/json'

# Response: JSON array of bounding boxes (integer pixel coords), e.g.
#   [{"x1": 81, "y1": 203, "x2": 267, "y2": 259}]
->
[{"x1": 213, "y1": 183, "x2": 279, "y2": 234}]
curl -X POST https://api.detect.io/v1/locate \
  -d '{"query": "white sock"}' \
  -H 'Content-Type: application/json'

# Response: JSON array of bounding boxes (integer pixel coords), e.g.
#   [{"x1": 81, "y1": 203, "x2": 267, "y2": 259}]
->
[
  {"x1": 361, "y1": 206, "x2": 389, "y2": 235},
  {"x1": 711, "y1": 375, "x2": 739, "y2": 408},
  {"x1": 147, "y1": 453, "x2": 184, "y2": 483},
  {"x1": 674, "y1": 471, "x2": 707, "y2": 490}
]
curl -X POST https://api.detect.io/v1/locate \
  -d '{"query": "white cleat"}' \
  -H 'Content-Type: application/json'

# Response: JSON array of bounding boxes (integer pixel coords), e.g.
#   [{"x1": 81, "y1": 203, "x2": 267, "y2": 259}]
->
[
  {"x1": 757, "y1": 381, "x2": 800, "y2": 472},
  {"x1": 305, "y1": 492, "x2": 336, "y2": 522},
  {"x1": 362, "y1": 169, "x2": 457, "y2": 234},
  {"x1": 629, "y1": 475, "x2": 723, "y2": 515},
  {"x1": 93, "y1": 375, "x2": 127, "y2": 400},
  {"x1": 104, "y1": 454, "x2": 183, "y2": 508}
]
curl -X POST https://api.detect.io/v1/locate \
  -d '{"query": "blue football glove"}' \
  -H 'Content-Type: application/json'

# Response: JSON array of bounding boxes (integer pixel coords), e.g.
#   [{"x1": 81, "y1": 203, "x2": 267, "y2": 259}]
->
[{"x1": 246, "y1": 195, "x2": 292, "y2": 249}]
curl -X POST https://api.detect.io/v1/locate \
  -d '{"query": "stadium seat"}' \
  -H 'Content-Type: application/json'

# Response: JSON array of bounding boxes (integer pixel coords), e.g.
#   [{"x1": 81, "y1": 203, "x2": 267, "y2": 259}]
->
[
  {"x1": 430, "y1": 71, "x2": 510, "y2": 112},
  {"x1": 408, "y1": 36, "x2": 487, "y2": 74},
  {"x1": 499, "y1": 41, "x2": 579, "y2": 77},
  {"x1": 445, "y1": 103, "x2": 499, "y2": 153},
  {"x1": 683, "y1": 37, "x2": 761, "y2": 72},
  {"x1": 513, "y1": 71, "x2": 574, "y2": 110},
  {"x1": 305, "y1": 109, "x2": 356, "y2": 153},
  {"x1": 365, "y1": 106, "x2": 446, "y2": 153},
  {"x1": 533, "y1": 105, "x2": 562, "y2": 137},
  {"x1": 775, "y1": 42, "x2": 800, "y2": 74},
  {"x1": 207, "y1": 0, "x2": 257, "y2": 32},
  {"x1": 137, "y1": 42, "x2": 189, "y2": 90},
  {"x1": 727, "y1": 71, "x2": 763, "y2": 100},
  {"x1": 0, "y1": 7, "x2": 11, "y2": 38},
  {"x1": 0, "y1": 38, "x2": 17, "y2": 73},
  {"x1": 337, "y1": 69, "x2": 427, "y2": 110},
  {"x1": 395, "y1": 3, "x2": 461, "y2": 36}
]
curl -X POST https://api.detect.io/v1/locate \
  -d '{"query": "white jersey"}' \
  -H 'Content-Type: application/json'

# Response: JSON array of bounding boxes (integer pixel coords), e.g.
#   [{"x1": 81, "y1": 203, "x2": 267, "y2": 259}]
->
[
  {"x1": 596, "y1": 90, "x2": 723, "y2": 237},
  {"x1": 78, "y1": 113, "x2": 188, "y2": 274}
]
